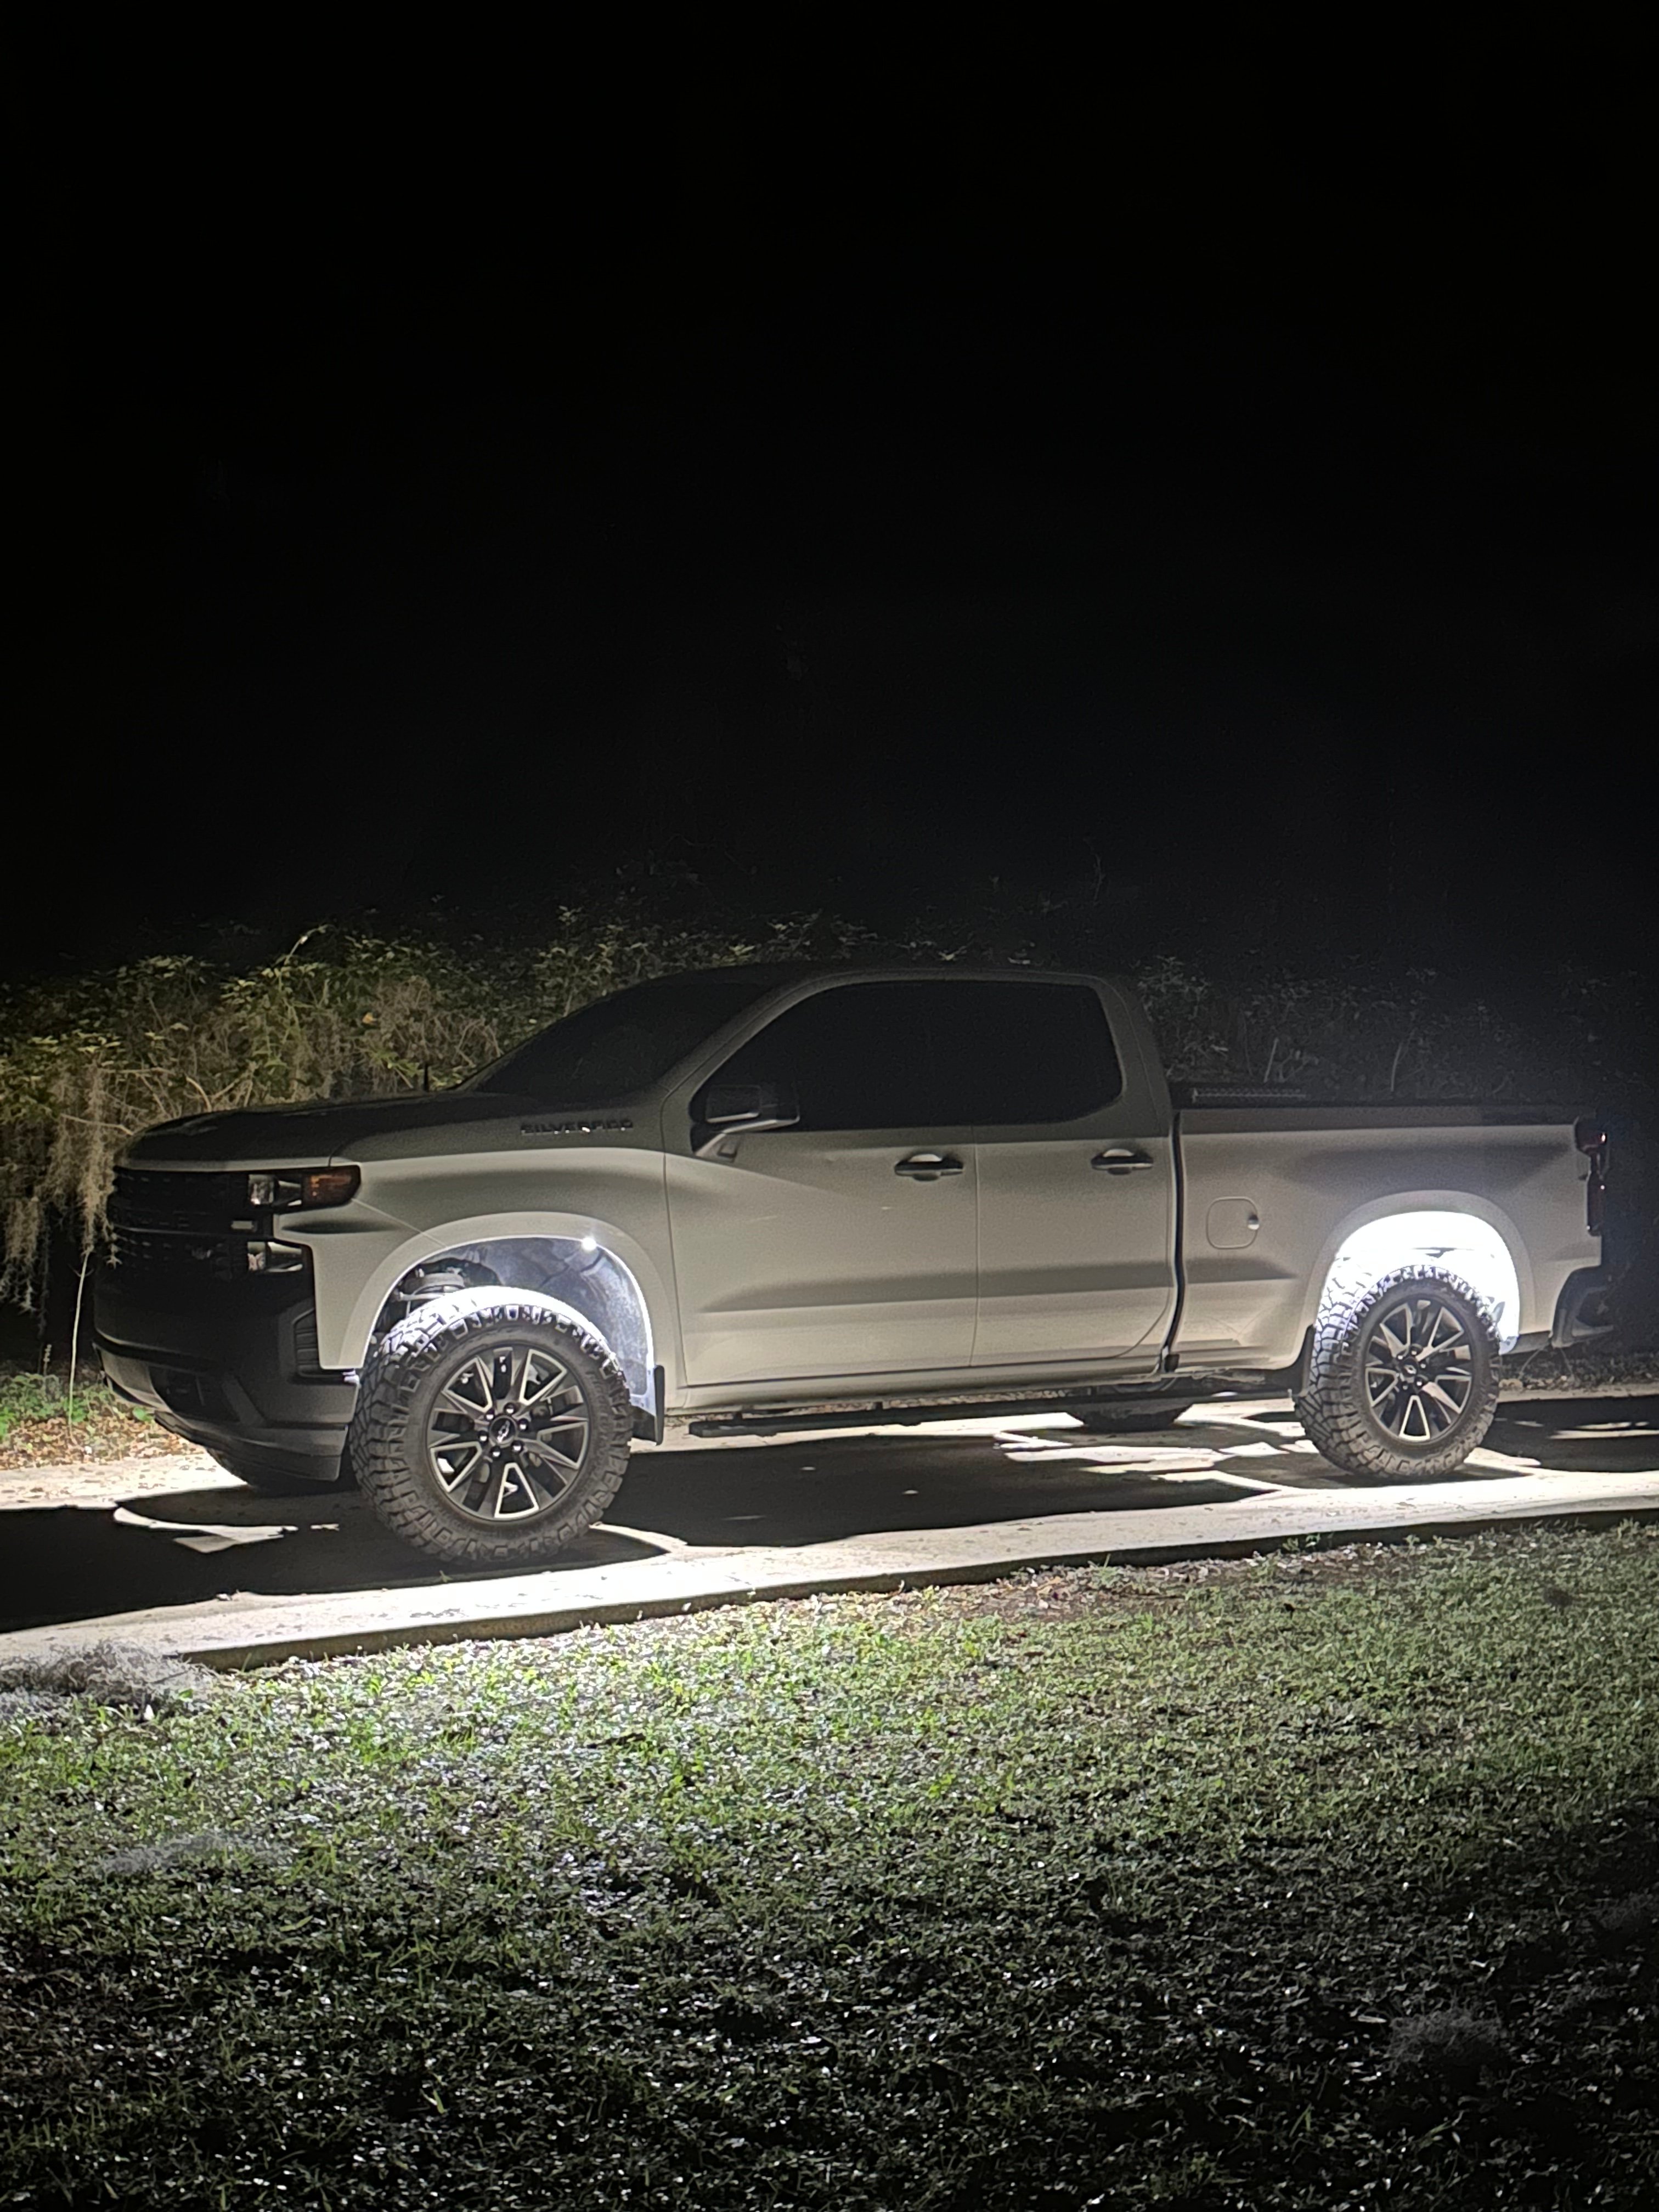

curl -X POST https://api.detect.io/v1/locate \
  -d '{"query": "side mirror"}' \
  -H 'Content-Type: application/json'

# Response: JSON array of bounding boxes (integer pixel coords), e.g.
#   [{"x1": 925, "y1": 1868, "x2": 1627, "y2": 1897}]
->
[{"x1": 693, "y1": 1081, "x2": 799, "y2": 1158}]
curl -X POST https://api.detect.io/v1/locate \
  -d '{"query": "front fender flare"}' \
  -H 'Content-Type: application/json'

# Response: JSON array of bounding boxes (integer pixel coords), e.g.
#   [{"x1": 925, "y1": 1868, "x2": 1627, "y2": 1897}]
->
[{"x1": 291, "y1": 1211, "x2": 676, "y2": 1394}]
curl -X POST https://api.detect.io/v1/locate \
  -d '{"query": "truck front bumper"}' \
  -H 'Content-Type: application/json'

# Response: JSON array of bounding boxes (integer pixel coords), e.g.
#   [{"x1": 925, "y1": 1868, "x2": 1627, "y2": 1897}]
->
[{"x1": 95, "y1": 1273, "x2": 358, "y2": 1481}]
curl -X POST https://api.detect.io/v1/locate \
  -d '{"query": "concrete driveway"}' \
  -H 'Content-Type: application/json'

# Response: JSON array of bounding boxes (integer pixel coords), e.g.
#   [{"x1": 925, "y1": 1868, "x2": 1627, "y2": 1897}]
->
[{"x1": 4, "y1": 1395, "x2": 1658, "y2": 1666}]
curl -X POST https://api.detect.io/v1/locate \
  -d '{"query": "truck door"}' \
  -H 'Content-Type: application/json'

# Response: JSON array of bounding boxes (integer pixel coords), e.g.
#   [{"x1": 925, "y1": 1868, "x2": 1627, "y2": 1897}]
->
[
  {"x1": 951, "y1": 979, "x2": 1178, "y2": 1366},
  {"x1": 664, "y1": 980, "x2": 979, "y2": 1387}
]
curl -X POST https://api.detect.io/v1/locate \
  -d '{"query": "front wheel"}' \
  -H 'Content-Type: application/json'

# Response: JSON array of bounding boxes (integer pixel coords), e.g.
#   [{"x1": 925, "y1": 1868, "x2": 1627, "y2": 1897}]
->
[
  {"x1": 1294, "y1": 1266, "x2": 1500, "y2": 1482},
  {"x1": 347, "y1": 1290, "x2": 633, "y2": 1566}
]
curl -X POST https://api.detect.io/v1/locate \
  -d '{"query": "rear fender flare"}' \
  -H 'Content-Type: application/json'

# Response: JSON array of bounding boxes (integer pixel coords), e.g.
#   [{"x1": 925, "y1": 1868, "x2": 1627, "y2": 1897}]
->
[{"x1": 1296, "y1": 1196, "x2": 1530, "y2": 1353}]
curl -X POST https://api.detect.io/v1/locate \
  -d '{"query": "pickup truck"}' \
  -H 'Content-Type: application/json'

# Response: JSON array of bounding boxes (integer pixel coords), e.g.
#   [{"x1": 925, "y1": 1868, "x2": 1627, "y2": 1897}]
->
[{"x1": 95, "y1": 963, "x2": 1611, "y2": 1564}]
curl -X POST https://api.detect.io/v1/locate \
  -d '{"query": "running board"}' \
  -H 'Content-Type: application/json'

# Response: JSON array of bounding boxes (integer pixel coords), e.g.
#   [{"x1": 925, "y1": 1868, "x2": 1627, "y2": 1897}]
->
[{"x1": 684, "y1": 1379, "x2": 1265, "y2": 1441}]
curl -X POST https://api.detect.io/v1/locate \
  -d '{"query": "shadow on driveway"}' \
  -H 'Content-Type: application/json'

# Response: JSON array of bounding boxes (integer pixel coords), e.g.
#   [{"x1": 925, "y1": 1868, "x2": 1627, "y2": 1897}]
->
[
  {"x1": 2, "y1": 1397, "x2": 1655, "y2": 1637},
  {"x1": 1483, "y1": 1399, "x2": 1659, "y2": 1474}
]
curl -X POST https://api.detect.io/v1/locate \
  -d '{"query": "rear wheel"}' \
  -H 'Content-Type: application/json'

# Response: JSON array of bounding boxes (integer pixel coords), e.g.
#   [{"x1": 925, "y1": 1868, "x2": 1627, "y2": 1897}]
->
[
  {"x1": 1294, "y1": 1266, "x2": 1500, "y2": 1481},
  {"x1": 348, "y1": 1290, "x2": 633, "y2": 1565}
]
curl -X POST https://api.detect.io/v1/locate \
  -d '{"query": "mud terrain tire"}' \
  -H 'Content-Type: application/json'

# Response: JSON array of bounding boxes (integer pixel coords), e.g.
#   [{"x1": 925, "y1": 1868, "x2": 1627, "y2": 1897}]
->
[
  {"x1": 348, "y1": 1290, "x2": 633, "y2": 1565},
  {"x1": 1294, "y1": 1265, "x2": 1499, "y2": 1482}
]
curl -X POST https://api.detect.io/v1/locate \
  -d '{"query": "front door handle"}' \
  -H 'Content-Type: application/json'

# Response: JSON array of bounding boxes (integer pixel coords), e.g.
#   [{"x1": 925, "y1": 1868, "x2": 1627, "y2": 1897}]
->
[
  {"x1": 1092, "y1": 1148, "x2": 1154, "y2": 1175},
  {"x1": 895, "y1": 1152, "x2": 964, "y2": 1180}
]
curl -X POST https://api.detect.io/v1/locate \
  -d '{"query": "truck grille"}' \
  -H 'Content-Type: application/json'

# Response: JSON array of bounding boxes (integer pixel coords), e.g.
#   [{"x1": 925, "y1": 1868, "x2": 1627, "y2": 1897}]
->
[
  {"x1": 104, "y1": 1170, "x2": 253, "y2": 1289},
  {"x1": 109, "y1": 1169, "x2": 246, "y2": 1233},
  {"x1": 105, "y1": 1226, "x2": 244, "y2": 1286}
]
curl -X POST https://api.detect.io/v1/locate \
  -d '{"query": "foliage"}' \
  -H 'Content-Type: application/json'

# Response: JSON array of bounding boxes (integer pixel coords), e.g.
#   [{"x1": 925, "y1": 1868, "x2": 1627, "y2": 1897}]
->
[
  {"x1": 1130, "y1": 951, "x2": 1652, "y2": 1104},
  {"x1": 0, "y1": 934, "x2": 489, "y2": 1305},
  {"x1": 2, "y1": 1526, "x2": 1656, "y2": 2207}
]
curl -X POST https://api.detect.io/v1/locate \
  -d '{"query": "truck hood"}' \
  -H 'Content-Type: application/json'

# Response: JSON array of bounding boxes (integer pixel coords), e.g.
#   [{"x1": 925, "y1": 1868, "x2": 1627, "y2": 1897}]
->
[{"x1": 125, "y1": 1091, "x2": 555, "y2": 1166}]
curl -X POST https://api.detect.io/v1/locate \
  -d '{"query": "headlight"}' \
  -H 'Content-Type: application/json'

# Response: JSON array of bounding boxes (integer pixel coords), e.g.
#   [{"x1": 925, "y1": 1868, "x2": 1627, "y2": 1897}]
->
[{"x1": 247, "y1": 1167, "x2": 361, "y2": 1211}]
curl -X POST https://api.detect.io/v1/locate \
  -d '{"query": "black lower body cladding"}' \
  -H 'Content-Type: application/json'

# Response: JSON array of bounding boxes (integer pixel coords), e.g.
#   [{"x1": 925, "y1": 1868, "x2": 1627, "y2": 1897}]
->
[{"x1": 94, "y1": 1271, "x2": 356, "y2": 1484}]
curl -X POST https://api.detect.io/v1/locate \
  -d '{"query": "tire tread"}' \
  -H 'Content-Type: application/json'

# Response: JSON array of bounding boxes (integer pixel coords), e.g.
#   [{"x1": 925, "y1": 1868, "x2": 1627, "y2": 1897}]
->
[
  {"x1": 347, "y1": 1292, "x2": 633, "y2": 1565},
  {"x1": 1293, "y1": 1263, "x2": 1499, "y2": 1481}
]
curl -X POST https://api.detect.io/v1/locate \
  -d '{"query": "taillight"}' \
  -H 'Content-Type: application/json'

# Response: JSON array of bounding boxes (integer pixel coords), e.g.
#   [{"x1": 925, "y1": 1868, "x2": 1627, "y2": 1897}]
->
[{"x1": 1575, "y1": 1118, "x2": 1609, "y2": 1236}]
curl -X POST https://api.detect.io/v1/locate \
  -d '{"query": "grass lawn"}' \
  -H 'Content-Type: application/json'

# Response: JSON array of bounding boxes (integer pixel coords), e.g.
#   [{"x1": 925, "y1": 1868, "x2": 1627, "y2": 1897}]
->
[{"x1": 2, "y1": 1526, "x2": 1657, "y2": 2210}]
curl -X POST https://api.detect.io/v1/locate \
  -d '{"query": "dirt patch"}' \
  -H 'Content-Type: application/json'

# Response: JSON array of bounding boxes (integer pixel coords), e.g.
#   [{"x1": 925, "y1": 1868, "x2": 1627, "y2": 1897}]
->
[
  {"x1": 0, "y1": 1637, "x2": 219, "y2": 1719},
  {"x1": 94, "y1": 1830, "x2": 289, "y2": 1877},
  {"x1": 0, "y1": 1367, "x2": 181, "y2": 1470},
  {"x1": 1499, "y1": 1344, "x2": 1659, "y2": 1397},
  {"x1": 903, "y1": 1539, "x2": 1447, "y2": 1623}
]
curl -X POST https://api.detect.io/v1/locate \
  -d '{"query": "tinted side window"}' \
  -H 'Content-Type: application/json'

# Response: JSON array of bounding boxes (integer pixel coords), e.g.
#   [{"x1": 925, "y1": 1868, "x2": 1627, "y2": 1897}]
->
[
  {"x1": 467, "y1": 966, "x2": 806, "y2": 1099},
  {"x1": 698, "y1": 984, "x2": 946, "y2": 1131},
  {"x1": 927, "y1": 982, "x2": 1122, "y2": 1124},
  {"x1": 695, "y1": 978, "x2": 1122, "y2": 1132}
]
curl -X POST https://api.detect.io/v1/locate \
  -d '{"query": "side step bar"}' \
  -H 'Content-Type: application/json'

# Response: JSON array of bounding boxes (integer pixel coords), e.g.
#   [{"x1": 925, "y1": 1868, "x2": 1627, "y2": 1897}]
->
[{"x1": 685, "y1": 1379, "x2": 1263, "y2": 1442}]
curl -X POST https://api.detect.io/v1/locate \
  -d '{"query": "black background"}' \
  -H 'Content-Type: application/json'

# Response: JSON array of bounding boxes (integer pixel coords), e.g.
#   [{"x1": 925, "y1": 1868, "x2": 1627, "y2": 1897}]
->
[{"x1": 12, "y1": 42, "x2": 1654, "y2": 981}]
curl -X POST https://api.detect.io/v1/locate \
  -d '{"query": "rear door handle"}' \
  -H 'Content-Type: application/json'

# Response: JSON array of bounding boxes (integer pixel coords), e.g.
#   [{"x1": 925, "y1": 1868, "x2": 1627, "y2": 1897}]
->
[
  {"x1": 1092, "y1": 1148, "x2": 1154, "y2": 1174},
  {"x1": 895, "y1": 1152, "x2": 964, "y2": 1179}
]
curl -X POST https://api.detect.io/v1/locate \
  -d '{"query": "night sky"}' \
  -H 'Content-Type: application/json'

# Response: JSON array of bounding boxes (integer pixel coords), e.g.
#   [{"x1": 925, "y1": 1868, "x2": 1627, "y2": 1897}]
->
[{"x1": 14, "y1": 67, "x2": 1654, "y2": 981}]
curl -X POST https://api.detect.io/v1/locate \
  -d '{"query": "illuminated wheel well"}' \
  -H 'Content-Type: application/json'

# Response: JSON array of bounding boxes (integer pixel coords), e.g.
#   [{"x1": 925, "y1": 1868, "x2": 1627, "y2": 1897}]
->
[
  {"x1": 1319, "y1": 1211, "x2": 1521, "y2": 1351},
  {"x1": 374, "y1": 1237, "x2": 655, "y2": 1408}
]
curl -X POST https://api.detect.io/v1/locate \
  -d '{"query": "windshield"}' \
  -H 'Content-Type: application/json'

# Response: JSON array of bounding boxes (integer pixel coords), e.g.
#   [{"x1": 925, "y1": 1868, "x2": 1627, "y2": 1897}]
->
[{"x1": 464, "y1": 966, "x2": 808, "y2": 1102}]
